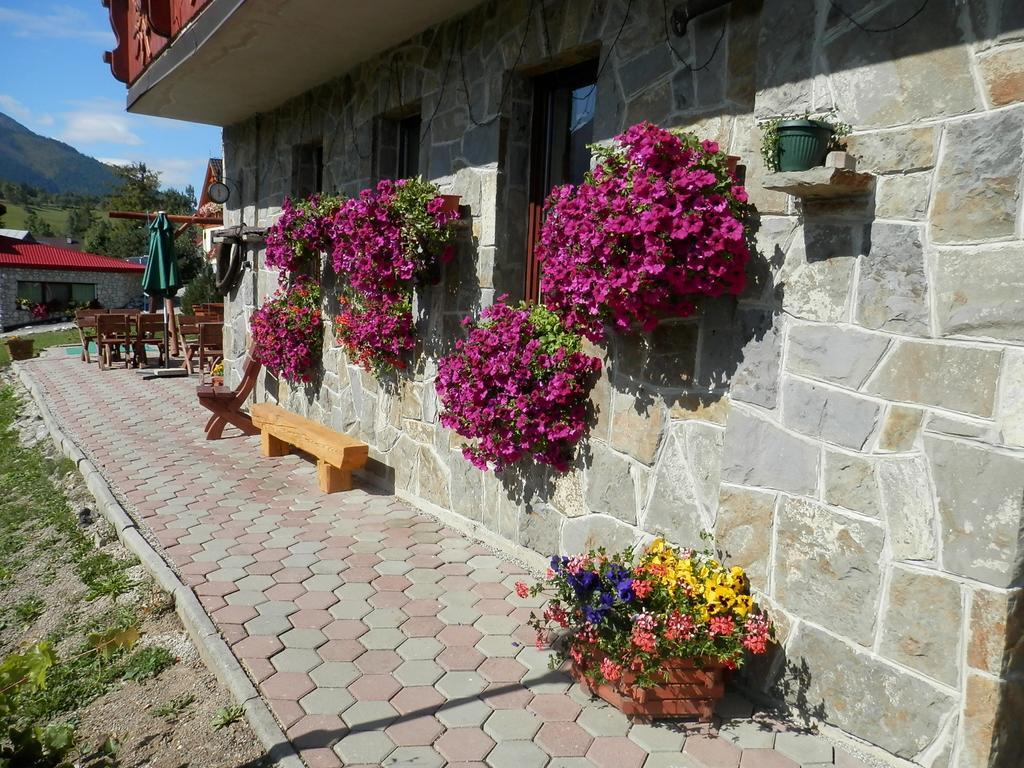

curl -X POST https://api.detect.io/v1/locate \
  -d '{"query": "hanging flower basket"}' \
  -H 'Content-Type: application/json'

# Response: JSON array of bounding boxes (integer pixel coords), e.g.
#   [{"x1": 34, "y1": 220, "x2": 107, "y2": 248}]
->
[
  {"x1": 249, "y1": 277, "x2": 323, "y2": 385},
  {"x1": 573, "y1": 653, "x2": 725, "y2": 721},
  {"x1": 5, "y1": 337, "x2": 34, "y2": 361}
]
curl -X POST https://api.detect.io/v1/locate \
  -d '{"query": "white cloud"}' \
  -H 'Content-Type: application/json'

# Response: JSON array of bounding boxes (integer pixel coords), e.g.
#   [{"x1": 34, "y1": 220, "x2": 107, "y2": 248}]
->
[
  {"x1": 60, "y1": 111, "x2": 143, "y2": 146},
  {"x1": 0, "y1": 4, "x2": 112, "y2": 43},
  {"x1": 0, "y1": 94, "x2": 54, "y2": 128}
]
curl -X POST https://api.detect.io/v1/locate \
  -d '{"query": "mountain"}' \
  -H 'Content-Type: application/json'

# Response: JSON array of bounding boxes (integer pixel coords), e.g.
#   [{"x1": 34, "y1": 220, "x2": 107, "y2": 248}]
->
[{"x1": 0, "y1": 112, "x2": 118, "y2": 196}]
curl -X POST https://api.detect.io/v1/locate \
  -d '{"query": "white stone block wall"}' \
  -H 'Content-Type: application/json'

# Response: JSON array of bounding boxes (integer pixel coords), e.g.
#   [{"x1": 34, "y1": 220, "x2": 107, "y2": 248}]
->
[
  {"x1": 220, "y1": 0, "x2": 1024, "y2": 763},
  {"x1": 0, "y1": 267, "x2": 143, "y2": 331}
]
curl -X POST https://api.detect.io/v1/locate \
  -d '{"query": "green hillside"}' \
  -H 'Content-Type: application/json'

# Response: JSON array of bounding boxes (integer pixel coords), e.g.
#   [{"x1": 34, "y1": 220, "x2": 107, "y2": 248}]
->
[
  {"x1": 0, "y1": 112, "x2": 118, "y2": 196},
  {"x1": 0, "y1": 200, "x2": 71, "y2": 234}
]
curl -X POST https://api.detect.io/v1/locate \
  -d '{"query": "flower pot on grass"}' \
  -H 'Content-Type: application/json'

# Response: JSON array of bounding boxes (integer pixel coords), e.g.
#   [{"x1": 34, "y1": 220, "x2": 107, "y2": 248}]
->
[
  {"x1": 6, "y1": 338, "x2": 34, "y2": 361},
  {"x1": 775, "y1": 119, "x2": 833, "y2": 171}
]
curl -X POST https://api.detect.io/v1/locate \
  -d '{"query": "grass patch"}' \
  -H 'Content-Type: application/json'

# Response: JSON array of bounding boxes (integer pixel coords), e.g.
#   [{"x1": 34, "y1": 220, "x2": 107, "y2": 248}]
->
[
  {"x1": 1, "y1": 329, "x2": 82, "y2": 366},
  {"x1": 153, "y1": 693, "x2": 195, "y2": 720},
  {"x1": 211, "y1": 704, "x2": 245, "y2": 731},
  {"x1": 121, "y1": 646, "x2": 176, "y2": 682},
  {"x1": 14, "y1": 595, "x2": 45, "y2": 625},
  {"x1": 0, "y1": 200, "x2": 71, "y2": 232}
]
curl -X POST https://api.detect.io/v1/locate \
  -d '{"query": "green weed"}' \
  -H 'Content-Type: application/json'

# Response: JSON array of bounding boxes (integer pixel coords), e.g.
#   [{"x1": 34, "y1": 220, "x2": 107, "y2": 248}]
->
[
  {"x1": 153, "y1": 693, "x2": 195, "y2": 719},
  {"x1": 14, "y1": 595, "x2": 45, "y2": 625},
  {"x1": 121, "y1": 647, "x2": 175, "y2": 682},
  {"x1": 211, "y1": 704, "x2": 245, "y2": 730}
]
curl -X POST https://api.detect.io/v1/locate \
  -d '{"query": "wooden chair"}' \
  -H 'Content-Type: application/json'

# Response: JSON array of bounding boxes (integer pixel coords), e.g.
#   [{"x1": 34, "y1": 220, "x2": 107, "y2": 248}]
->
[
  {"x1": 251, "y1": 403, "x2": 369, "y2": 493},
  {"x1": 74, "y1": 309, "x2": 106, "y2": 363},
  {"x1": 134, "y1": 313, "x2": 168, "y2": 367},
  {"x1": 176, "y1": 315, "x2": 201, "y2": 374},
  {"x1": 198, "y1": 321, "x2": 224, "y2": 373},
  {"x1": 196, "y1": 353, "x2": 262, "y2": 439},
  {"x1": 96, "y1": 314, "x2": 132, "y2": 370}
]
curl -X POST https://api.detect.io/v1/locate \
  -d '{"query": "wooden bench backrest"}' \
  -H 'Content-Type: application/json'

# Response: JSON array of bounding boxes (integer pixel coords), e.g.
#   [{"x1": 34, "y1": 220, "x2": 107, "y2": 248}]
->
[
  {"x1": 96, "y1": 314, "x2": 129, "y2": 337},
  {"x1": 250, "y1": 403, "x2": 368, "y2": 470},
  {"x1": 199, "y1": 322, "x2": 223, "y2": 346},
  {"x1": 233, "y1": 353, "x2": 262, "y2": 402},
  {"x1": 137, "y1": 313, "x2": 166, "y2": 336}
]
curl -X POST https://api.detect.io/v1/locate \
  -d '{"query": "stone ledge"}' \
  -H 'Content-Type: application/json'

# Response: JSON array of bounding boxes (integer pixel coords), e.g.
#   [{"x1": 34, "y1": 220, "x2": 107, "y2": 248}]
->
[{"x1": 762, "y1": 167, "x2": 876, "y2": 199}]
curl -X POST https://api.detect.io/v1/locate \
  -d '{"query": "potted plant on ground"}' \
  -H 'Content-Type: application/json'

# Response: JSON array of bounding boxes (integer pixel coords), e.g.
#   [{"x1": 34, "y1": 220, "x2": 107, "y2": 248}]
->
[
  {"x1": 5, "y1": 336, "x2": 34, "y2": 361},
  {"x1": 760, "y1": 112, "x2": 851, "y2": 172},
  {"x1": 519, "y1": 537, "x2": 773, "y2": 721}
]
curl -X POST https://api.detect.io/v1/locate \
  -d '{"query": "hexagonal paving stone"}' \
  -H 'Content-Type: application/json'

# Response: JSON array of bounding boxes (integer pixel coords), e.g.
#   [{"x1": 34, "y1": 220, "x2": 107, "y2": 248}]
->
[
  {"x1": 400, "y1": 616, "x2": 444, "y2": 637},
  {"x1": 520, "y1": 667, "x2": 572, "y2": 695},
  {"x1": 374, "y1": 560, "x2": 413, "y2": 576},
  {"x1": 406, "y1": 568, "x2": 444, "y2": 584},
  {"x1": 474, "y1": 615, "x2": 519, "y2": 635},
  {"x1": 478, "y1": 658, "x2": 527, "y2": 683},
  {"x1": 303, "y1": 574, "x2": 344, "y2": 592},
  {"x1": 341, "y1": 700, "x2": 399, "y2": 731},
  {"x1": 528, "y1": 693, "x2": 582, "y2": 722},
  {"x1": 299, "y1": 687, "x2": 355, "y2": 716},
  {"x1": 211, "y1": 604, "x2": 258, "y2": 625},
  {"x1": 627, "y1": 722, "x2": 688, "y2": 752},
  {"x1": 354, "y1": 650, "x2": 402, "y2": 674},
  {"x1": 436, "y1": 645, "x2": 485, "y2": 671},
  {"x1": 484, "y1": 739, "x2": 550, "y2": 768},
  {"x1": 262, "y1": 671, "x2": 315, "y2": 700},
  {"x1": 719, "y1": 720, "x2": 777, "y2": 750},
  {"x1": 480, "y1": 683, "x2": 534, "y2": 710},
  {"x1": 359, "y1": 628, "x2": 406, "y2": 651},
  {"x1": 318, "y1": 639, "x2": 365, "y2": 662},
  {"x1": 397, "y1": 637, "x2": 443, "y2": 660},
  {"x1": 436, "y1": 697, "x2": 494, "y2": 728},
  {"x1": 334, "y1": 583, "x2": 375, "y2": 601},
  {"x1": 364, "y1": 608, "x2": 408, "y2": 628},
  {"x1": 244, "y1": 614, "x2": 292, "y2": 636},
  {"x1": 437, "y1": 671, "x2": 488, "y2": 698},
  {"x1": 404, "y1": 583, "x2": 445, "y2": 600},
  {"x1": 438, "y1": 605, "x2": 483, "y2": 625},
  {"x1": 310, "y1": 661, "x2": 360, "y2": 688},
  {"x1": 577, "y1": 704, "x2": 631, "y2": 737},
  {"x1": 394, "y1": 659, "x2": 445, "y2": 686},
  {"x1": 385, "y1": 714, "x2": 444, "y2": 746},
  {"x1": 348, "y1": 674, "x2": 401, "y2": 701},
  {"x1": 774, "y1": 732, "x2": 834, "y2": 764},
  {"x1": 257, "y1": 600, "x2": 300, "y2": 617},
  {"x1": 295, "y1": 591, "x2": 339, "y2": 610},
  {"x1": 738, "y1": 749, "x2": 800, "y2": 768},
  {"x1": 225, "y1": 590, "x2": 270, "y2": 607},
  {"x1": 438, "y1": 625, "x2": 483, "y2": 646},
  {"x1": 290, "y1": 609, "x2": 333, "y2": 629},
  {"x1": 382, "y1": 746, "x2": 445, "y2": 768},
  {"x1": 266, "y1": 583, "x2": 306, "y2": 601},
  {"x1": 473, "y1": 598, "x2": 515, "y2": 616},
  {"x1": 682, "y1": 734, "x2": 742, "y2": 768},
  {"x1": 483, "y1": 709, "x2": 543, "y2": 741},
  {"x1": 390, "y1": 686, "x2": 445, "y2": 715},
  {"x1": 536, "y1": 722, "x2": 594, "y2": 757},
  {"x1": 475, "y1": 634, "x2": 521, "y2": 658},
  {"x1": 436, "y1": 727, "x2": 496, "y2": 762},
  {"x1": 280, "y1": 627, "x2": 328, "y2": 649},
  {"x1": 233, "y1": 634, "x2": 284, "y2": 660},
  {"x1": 270, "y1": 648, "x2": 323, "y2": 674},
  {"x1": 235, "y1": 574, "x2": 275, "y2": 591},
  {"x1": 585, "y1": 737, "x2": 647, "y2": 768},
  {"x1": 322, "y1": 619, "x2": 368, "y2": 640},
  {"x1": 333, "y1": 730, "x2": 396, "y2": 764},
  {"x1": 369, "y1": 591, "x2": 410, "y2": 610}
]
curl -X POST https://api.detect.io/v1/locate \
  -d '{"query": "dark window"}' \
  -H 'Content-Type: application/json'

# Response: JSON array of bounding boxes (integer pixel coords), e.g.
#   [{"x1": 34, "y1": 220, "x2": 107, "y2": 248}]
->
[
  {"x1": 374, "y1": 109, "x2": 422, "y2": 181},
  {"x1": 292, "y1": 141, "x2": 324, "y2": 198},
  {"x1": 525, "y1": 60, "x2": 598, "y2": 303},
  {"x1": 16, "y1": 281, "x2": 95, "y2": 309}
]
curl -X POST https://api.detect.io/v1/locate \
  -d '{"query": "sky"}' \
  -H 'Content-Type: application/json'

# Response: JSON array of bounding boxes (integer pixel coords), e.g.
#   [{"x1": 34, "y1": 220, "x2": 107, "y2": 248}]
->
[{"x1": 0, "y1": 2, "x2": 221, "y2": 191}]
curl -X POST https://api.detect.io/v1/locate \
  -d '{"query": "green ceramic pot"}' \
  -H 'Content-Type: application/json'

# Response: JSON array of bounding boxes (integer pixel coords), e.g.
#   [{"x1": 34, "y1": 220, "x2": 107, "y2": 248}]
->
[{"x1": 775, "y1": 119, "x2": 833, "y2": 172}]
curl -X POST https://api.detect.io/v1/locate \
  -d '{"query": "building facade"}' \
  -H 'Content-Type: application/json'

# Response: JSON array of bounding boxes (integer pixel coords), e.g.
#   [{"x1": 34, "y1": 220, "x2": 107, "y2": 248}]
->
[{"x1": 109, "y1": 0, "x2": 1023, "y2": 765}]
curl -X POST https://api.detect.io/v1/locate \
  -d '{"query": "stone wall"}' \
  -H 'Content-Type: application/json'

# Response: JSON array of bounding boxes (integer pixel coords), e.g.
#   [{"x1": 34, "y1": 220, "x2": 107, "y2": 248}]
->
[
  {"x1": 220, "y1": 0, "x2": 1024, "y2": 764},
  {"x1": 0, "y1": 267, "x2": 142, "y2": 331}
]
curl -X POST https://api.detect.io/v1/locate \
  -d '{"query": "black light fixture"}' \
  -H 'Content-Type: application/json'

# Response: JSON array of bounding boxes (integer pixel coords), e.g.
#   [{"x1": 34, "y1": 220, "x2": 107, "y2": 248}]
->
[{"x1": 671, "y1": 0, "x2": 734, "y2": 35}]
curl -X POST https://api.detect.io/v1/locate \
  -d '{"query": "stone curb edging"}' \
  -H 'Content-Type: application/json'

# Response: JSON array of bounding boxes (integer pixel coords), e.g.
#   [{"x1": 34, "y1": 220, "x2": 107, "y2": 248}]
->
[{"x1": 14, "y1": 362, "x2": 306, "y2": 768}]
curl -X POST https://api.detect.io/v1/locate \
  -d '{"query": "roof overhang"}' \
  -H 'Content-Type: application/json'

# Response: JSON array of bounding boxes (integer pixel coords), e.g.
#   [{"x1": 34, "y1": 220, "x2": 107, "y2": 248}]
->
[{"x1": 126, "y1": 0, "x2": 484, "y2": 127}]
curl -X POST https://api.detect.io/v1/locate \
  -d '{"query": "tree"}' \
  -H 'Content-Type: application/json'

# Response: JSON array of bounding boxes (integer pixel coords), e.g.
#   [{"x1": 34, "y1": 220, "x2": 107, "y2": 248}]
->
[
  {"x1": 67, "y1": 205, "x2": 94, "y2": 238},
  {"x1": 25, "y1": 210, "x2": 54, "y2": 237}
]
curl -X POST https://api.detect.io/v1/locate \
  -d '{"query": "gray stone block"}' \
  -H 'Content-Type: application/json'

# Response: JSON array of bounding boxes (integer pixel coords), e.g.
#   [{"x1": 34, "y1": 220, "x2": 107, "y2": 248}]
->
[
  {"x1": 584, "y1": 442, "x2": 638, "y2": 524},
  {"x1": 856, "y1": 222, "x2": 929, "y2": 335},
  {"x1": 879, "y1": 567, "x2": 963, "y2": 685},
  {"x1": 926, "y1": 435, "x2": 1024, "y2": 587},
  {"x1": 643, "y1": 422, "x2": 722, "y2": 541},
  {"x1": 934, "y1": 244, "x2": 1024, "y2": 343},
  {"x1": 721, "y1": 408, "x2": 818, "y2": 495},
  {"x1": 865, "y1": 340, "x2": 1002, "y2": 418},
  {"x1": 774, "y1": 497, "x2": 884, "y2": 644},
  {"x1": 931, "y1": 109, "x2": 1024, "y2": 244},
  {"x1": 560, "y1": 514, "x2": 638, "y2": 556},
  {"x1": 823, "y1": 451, "x2": 879, "y2": 517},
  {"x1": 784, "y1": 624, "x2": 956, "y2": 760},
  {"x1": 714, "y1": 485, "x2": 776, "y2": 590},
  {"x1": 781, "y1": 377, "x2": 881, "y2": 450},
  {"x1": 786, "y1": 324, "x2": 890, "y2": 389},
  {"x1": 876, "y1": 455, "x2": 937, "y2": 561}
]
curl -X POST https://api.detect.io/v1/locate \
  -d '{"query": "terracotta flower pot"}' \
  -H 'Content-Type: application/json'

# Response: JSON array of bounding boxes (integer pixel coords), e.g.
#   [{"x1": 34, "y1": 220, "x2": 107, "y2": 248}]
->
[
  {"x1": 572, "y1": 655, "x2": 725, "y2": 722},
  {"x1": 6, "y1": 338, "x2": 34, "y2": 361},
  {"x1": 726, "y1": 155, "x2": 740, "y2": 175},
  {"x1": 439, "y1": 194, "x2": 461, "y2": 216}
]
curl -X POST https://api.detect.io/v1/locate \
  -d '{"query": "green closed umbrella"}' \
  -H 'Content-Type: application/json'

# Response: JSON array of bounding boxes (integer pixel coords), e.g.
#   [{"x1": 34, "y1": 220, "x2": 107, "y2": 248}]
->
[{"x1": 142, "y1": 212, "x2": 183, "y2": 373}]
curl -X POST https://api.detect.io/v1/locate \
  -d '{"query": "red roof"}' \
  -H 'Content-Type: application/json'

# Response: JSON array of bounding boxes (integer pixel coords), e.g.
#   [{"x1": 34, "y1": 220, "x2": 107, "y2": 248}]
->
[{"x1": 0, "y1": 236, "x2": 145, "y2": 273}]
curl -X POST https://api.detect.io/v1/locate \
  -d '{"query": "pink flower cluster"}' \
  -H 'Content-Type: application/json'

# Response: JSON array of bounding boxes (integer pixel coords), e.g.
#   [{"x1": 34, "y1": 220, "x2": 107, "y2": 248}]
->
[
  {"x1": 742, "y1": 612, "x2": 771, "y2": 654},
  {"x1": 328, "y1": 178, "x2": 457, "y2": 373},
  {"x1": 435, "y1": 301, "x2": 601, "y2": 472},
  {"x1": 265, "y1": 195, "x2": 339, "y2": 276},
  {"x1": 250, "y1": 278, "x2": 323, "y2": 384},
  {"x1": 536, "y1": 122, "x2": 750, "y2": 341},
  {"x1": 630, "y1": 612, "x2": 658, "y2": 652}
]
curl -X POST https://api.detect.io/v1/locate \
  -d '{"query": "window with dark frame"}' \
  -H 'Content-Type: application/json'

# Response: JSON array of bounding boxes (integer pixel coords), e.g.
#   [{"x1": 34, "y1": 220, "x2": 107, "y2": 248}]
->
[
  {"x1": 525, "y1": 60, "x2": 598, "y2": 304},
  {"x1": 16, "y1": 280, "x2": 96, "y2": 309},
  {"x1": 292, "y1": 141, "x2": 324, "y2": 198},
  {"x1": 374, "y1": 110, "x2": 422, "y2": 181}
]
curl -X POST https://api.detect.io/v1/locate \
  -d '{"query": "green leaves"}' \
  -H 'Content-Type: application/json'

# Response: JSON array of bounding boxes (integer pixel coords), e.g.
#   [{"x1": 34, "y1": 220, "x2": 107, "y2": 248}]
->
[
  {"x1": 211, "y1": 704, "x2": 245, "y2": 730},
  {"x1": 87, "y1": 624, "x2": 140, "y2": 661}
]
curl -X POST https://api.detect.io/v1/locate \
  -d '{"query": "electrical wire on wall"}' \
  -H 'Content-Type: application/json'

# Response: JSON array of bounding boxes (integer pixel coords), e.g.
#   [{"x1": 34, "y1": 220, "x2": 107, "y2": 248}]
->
[
  {"x1": 829, "y1": 0, "x2": 930, "y2": 33},
  {"x1": 661, "y1": 0, "x2": 726, "y2": 72},
  {"x1": 418, "y1": 24, "x2": 458, "y2": 149},
  {"x1": 572, "y1": 0, "x2": 634, "y2": 103}
]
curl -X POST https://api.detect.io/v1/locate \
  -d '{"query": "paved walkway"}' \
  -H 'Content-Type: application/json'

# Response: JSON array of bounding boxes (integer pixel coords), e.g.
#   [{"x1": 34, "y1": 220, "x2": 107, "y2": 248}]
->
[{"x1": 20, "y1": 353, "x2": 872, "y2": 768}]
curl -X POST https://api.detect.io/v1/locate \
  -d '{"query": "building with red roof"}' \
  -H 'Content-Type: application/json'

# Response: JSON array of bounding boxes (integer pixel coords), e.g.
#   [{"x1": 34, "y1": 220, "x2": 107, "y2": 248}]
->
[{"x1": 0, "y1": 234, "x2": 144, "y2": 331}]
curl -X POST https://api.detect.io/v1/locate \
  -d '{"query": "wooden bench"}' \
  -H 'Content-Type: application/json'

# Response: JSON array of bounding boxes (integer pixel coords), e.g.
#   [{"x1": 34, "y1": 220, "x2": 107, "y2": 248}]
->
[
  {"x1": 250, "y1": 403, "x2": 369, "y2": 493},
  {"x1": 197, "y1": 354, "x2": 261, "y2": 440}
]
